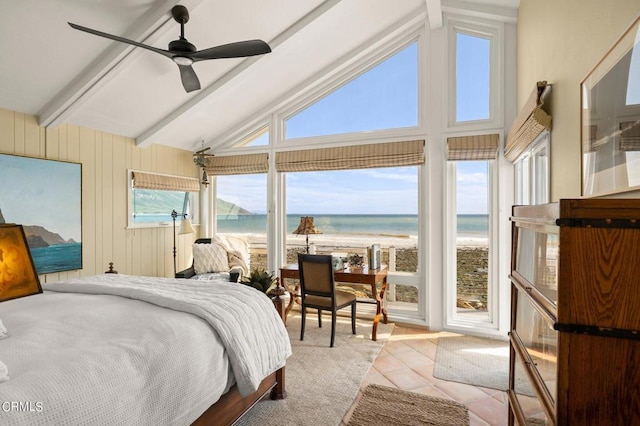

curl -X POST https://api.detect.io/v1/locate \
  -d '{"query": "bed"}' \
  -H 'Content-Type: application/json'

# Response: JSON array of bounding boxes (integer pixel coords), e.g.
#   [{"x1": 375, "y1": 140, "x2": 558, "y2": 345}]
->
[{"x1": 0, "y1": 273, "x2": 291, "y2": 426}]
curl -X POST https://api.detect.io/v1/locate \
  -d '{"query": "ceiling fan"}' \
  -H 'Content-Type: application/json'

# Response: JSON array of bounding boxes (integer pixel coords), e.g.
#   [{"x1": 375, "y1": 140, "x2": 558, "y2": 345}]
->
[{"x1": 69, "y1": 5, "x2": 272, "y2": 93}]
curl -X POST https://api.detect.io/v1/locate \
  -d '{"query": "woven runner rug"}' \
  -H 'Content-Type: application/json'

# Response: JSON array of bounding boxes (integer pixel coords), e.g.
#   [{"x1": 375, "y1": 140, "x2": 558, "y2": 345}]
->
[
  {"x1": 348, "y1": 384, "x2": 470, "y2": 426},
  {"x1": 433, "y1": 334, "x2": 534, "y2": 396},
  {"x1": 236, "y1": 311, "x2": 394, "y2": 426}
]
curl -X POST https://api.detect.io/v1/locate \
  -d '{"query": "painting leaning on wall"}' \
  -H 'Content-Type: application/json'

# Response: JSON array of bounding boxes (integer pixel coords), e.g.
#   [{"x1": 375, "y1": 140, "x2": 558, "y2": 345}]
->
[{"x1": 0, "y1": 153, "x2": 82, "y2": 274}]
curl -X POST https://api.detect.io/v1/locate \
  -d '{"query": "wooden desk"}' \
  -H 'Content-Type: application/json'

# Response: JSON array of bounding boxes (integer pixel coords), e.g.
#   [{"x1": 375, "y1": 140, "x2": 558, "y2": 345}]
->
[{"x1": 279, "y1": 264, "x2": 389, "y2": 341}]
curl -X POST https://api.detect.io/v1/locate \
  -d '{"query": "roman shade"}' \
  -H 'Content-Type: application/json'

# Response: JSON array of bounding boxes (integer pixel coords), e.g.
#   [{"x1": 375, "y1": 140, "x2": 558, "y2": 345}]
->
[
  {"x1": 504, "y1": 81, "x2": 552, "y2": 162},
  {"x1": 447, "y1": 134, "x2": 499, "y2": 161},
  {"x1": 204, "y1": 153, "x2": 268, "y2": 175},
  {"x1": 132, "y1": 171, "x2": 200, "y2": 192},
  {"x1": 275, "y1": 140, "x2": 424, "y2": 172}
]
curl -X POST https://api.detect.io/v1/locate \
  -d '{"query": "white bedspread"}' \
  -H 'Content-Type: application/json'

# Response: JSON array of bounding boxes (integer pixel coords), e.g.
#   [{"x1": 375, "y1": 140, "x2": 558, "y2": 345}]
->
[{"x1": 0, "y1": 274, "x2": 291, "y2": 426}]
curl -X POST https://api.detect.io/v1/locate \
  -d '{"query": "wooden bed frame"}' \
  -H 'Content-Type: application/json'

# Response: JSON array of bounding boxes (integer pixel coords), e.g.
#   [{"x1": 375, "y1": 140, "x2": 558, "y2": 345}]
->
[{"x1": 192, "y1": 280, "x2": 288, "y2": 425}]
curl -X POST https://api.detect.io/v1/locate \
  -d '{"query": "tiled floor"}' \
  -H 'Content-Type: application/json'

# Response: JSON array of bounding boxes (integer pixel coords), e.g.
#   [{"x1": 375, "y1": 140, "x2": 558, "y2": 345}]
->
[{"x1": 342, "y1": 324, "x2": 510, "y2": 425}]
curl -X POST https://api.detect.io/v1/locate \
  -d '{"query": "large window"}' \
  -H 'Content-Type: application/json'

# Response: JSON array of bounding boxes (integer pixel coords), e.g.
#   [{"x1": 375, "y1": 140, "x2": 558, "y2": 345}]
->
[
  {"x1": 215, "y1": 174, "x2": 268, "y2": 269},
  {"x1": 448, "y1": 19, "x2": 501, "y2": 129},
  {"x1": 285, "y1": 166, "x2": 420, "y2": 314},
  {"x1": 456, "y1": 33, "x2": 490, "y2": 122},
  {"x1": 285, "y1": 42, "x2": 419, "y2": 139},
  {"x1": 128, "y1": 171, "x2": 199, "y2": 228},
  {"x1": 452, "y1": 161, "x2": 490, "y2": 318}
]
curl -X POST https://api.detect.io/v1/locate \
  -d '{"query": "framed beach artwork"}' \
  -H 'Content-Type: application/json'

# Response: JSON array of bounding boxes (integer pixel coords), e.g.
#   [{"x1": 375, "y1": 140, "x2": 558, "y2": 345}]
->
[
  {"x1": 581, "y1": 15, "x2": 640, "y2": 196},
  {"x1": 0, "y1": 153, "x2": 82, "y2": 274}
]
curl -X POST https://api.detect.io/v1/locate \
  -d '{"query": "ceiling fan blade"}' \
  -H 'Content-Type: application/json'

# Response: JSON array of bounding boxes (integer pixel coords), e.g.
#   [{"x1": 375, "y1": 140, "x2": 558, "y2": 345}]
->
[
  {"x1": 191, "y1": 40, "x2": 271, "y2": 61},
  {"x1": 178, "y1": 65, "x2": 201, "y2": 93},
  {"x1": 68, "y1": 22, "x2": 172, "y2": 59}
]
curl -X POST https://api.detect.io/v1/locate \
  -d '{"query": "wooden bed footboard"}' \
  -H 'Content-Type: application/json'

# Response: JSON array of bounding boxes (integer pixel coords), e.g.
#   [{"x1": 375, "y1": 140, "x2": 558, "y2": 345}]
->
[
  {"x1": 192, "y1": 279, "x2": 289, "y2": 425},
  {"x1": 192, "y1": 366, "x2": 286, "y2": 426}
]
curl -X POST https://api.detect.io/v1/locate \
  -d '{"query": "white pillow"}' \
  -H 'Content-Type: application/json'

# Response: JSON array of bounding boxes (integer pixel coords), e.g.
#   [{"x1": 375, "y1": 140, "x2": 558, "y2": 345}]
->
[
  {"x1": 193, "y1": 243, "x2": 230, "y2": 275},
  {"x1": 215, "y1": 235, "x2": 250, "y2": 275}
]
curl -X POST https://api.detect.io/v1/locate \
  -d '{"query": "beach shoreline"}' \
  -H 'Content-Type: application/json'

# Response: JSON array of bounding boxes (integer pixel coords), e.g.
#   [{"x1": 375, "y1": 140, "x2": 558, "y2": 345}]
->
[{"x1": 237, "y1": 232, "x2": 488, "y2": 310}]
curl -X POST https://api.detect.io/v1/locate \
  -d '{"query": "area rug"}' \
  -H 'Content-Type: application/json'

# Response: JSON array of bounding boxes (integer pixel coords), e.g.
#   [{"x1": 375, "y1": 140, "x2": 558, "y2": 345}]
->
[
  {"x1": 433, "y1": 335, "x2": 534, "y2": 396},
  {"x1": 348, "y1": 384, "x2": 469, "y2": 426},
  {"x1": 236, "y1": 312, "x2": 395, "y2": 426}
]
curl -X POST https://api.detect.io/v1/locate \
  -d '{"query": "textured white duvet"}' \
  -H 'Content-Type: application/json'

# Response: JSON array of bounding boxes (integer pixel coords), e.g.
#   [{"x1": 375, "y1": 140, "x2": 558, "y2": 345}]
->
[{"x1": 0, "y1": 274, "x2": 291, "y2": 426}]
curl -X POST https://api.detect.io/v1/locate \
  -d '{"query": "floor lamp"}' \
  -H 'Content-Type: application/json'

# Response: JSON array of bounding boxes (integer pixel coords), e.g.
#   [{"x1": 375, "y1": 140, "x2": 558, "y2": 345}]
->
[{"x1": 171, "y1": 209, "x2": 195, "y2": 276}]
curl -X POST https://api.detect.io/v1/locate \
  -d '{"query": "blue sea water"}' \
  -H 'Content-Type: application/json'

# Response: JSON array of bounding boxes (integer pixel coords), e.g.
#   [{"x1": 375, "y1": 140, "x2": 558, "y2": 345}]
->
[
  {"x1": 216, "y1": 214, "x2": 489, "y2": 237},
  {"x1": 30, "y1": 243, "x2": 82, "y2": 275}
]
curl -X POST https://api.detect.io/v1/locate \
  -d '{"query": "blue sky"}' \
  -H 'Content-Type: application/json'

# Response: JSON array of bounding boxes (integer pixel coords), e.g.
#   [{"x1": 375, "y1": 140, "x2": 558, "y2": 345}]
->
[
  {"x1": 0, "y1": 155, "x2": 82, "y2": 241},
  {"x1": 219, "y1": 35, "x2": 490, "y2": 215}
]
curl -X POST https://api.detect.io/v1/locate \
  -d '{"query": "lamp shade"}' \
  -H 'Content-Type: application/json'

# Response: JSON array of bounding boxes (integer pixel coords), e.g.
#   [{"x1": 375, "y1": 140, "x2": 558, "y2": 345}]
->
[
  {"x1": 0, "y1": 224, "x2": 42, "y2": 302},
  {"x1": 179, "y1": 218, "x2": 195, "y2": 235},
  {"x1": 292, "y1": 216, "x2": 322, "y2": 235}
]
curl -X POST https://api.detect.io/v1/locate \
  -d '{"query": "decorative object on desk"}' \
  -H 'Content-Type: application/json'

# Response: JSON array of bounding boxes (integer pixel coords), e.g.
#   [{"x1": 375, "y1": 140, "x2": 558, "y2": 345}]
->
[
  {"x1": 331, "y1": 253, "x2": 346, "y2": 271},
  {"x1": 171, "y1": 209, "x2": 195, "y2": 276},
  {"x1": 367, "y1": 244, "x2": 381, "y2": 270},
  {"x1": 348, "y1": 384, "x2": 470, "y2": 426},
  {"x1": 0, "y1": 153, "x2": 82, "y2": 275},
  {"x1": 0, "y1": 224, "x2": 42, "y2": 302},
  {"x1": 347, "y1": 253, "x2": 364, "y2": 270},
  {"x1": 104, "y1": 262, "x2": 118, "y2": 274},
  {"x1": 581, "y1": 15, "x2": 640, "y2": 196},
  {"x1": 292, "y1": 216, "x2": 322, "y2": 253},
  {"x1": 240, "y1": 268, "x2": 277, "y2": 294}
]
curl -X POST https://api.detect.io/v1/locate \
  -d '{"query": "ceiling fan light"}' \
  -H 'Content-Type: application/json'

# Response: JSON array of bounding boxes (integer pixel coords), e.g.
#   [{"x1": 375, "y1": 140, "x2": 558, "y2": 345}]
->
[{"x1": 173, "y1": 56, "x2": 193, "y2": 66}]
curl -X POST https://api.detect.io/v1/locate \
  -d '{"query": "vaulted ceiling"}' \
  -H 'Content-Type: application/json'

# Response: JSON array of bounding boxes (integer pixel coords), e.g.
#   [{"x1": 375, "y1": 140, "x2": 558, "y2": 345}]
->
[{"x1": 1, "y1": 0, "x2": 518, "y2": 153}]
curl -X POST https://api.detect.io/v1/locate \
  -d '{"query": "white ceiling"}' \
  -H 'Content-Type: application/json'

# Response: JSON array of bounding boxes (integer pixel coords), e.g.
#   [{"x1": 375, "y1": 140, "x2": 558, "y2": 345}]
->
[{"x1": 0, "y1": 0, "x2": 519, "y2": 153}]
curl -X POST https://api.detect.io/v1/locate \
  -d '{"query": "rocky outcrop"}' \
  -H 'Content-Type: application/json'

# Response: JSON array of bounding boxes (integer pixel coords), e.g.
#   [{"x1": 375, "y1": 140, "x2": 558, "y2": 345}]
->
[
  {"x1": 23, "y1": 225, "x2": 68, "y2": 246},
  {"x1": 26, "y1": 234, "x2": 49, "y2": 248},
  {"x1": 0, "y1": 209, "x2": 71, "y2": 247}
]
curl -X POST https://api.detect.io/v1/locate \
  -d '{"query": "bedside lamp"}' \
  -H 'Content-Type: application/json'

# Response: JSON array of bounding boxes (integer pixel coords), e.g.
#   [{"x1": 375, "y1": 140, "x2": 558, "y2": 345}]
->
[
  {"x1": 292, "y1": 216, "x2": 322, "y2": 254},
  {"x1": 0, "y1": 224, "x2": 42, "y2": 302}
]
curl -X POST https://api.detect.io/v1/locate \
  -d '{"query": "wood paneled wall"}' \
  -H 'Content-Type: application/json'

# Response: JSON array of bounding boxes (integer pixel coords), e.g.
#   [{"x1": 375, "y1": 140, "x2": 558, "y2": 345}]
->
[{"x1": 0, "y1": 108, "x2": 199, "y2": 283}]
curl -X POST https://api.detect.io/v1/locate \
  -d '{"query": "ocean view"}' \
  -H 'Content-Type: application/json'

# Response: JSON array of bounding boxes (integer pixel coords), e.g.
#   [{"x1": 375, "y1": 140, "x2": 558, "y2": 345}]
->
[
  {"x1": 31, "y1": 243, "x2": 82, "y2": 275},
  {"x1": 215, "y1": 214, "x2": 489, "y2": 238}
]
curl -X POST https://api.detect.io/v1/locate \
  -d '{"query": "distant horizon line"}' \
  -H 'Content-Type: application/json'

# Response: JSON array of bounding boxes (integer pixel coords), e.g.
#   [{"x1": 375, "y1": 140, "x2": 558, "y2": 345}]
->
[{"x1": 219, "y1": 213, "x2": 489, "y2": 216}]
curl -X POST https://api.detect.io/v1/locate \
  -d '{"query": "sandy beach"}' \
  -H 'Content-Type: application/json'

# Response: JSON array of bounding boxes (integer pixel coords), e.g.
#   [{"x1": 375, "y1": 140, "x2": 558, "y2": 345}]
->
[{"x1": 240, "y1": 233, "x2": 488, "y2": 310}]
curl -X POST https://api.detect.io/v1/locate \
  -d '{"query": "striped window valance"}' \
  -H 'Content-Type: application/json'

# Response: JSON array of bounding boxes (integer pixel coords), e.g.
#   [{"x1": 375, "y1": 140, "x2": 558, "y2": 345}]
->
[
  {"x1": 132, "y1": 171, "x2": 200, "y2": 192},
  {"x1": 203, "y1": 153, "x2": 269, "y2": 175},
  {"x1": 275, "y1": 140, "x2": 424, "y2": 172},
  {"x1": 447, "y1": 134, "x2": 499, "y2": 161},
  {"x1": 505, "y1": 81, "x2": 552, "y2": 162},
  {"x1": 619, "y1": 121, "x2": 640, "y2": 152}
]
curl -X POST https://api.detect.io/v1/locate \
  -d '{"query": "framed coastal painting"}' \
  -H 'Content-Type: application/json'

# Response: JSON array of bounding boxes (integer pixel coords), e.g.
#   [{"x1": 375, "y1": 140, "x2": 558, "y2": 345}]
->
[
  {"x1": 0, "y1": 153, "x2": 82, "y2": 274},
  {"x1": 581, "y1": 15, "x2": 640, "y2": 196}
]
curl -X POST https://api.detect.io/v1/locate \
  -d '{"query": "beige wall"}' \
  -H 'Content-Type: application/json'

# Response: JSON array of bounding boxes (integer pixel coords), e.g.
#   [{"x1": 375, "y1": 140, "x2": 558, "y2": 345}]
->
[
  {"x1": 517, "y1": 0, "x2": 640, "y2": 200},
  {"x1": 0, "y1": 108, "x2": 199, "y2": 283}
]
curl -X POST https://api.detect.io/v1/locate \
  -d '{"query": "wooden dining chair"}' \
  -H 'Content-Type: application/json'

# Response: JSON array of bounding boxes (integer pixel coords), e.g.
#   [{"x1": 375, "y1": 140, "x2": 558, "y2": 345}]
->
[{"x1": 297, "y1": 254, "x2": 356, "y2": 347}]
